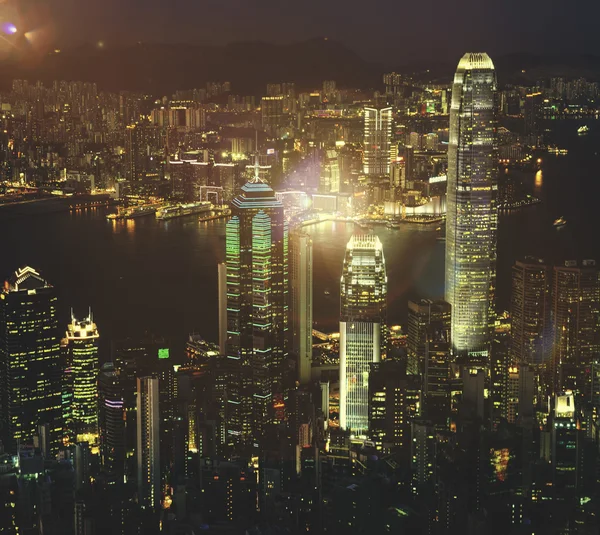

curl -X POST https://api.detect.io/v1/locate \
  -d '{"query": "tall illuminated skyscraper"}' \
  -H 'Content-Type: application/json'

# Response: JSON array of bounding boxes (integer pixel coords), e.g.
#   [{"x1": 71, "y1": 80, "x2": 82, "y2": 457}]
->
[
  {"x1": 363, "y1": 106, "x2": 393, "y2": 177},
  {"x1": 0, "y1": 267, "x2": 62, "y2": 456},
  {"x1": 137, "y1": 376, "x2": 160, "y2": 509},
  {"x1": 289, "y1": 231, "x2": 313, "y2": 385},
  {"x1": 65, "y1": 311, "x2": 100, "y2": 443},
  {"x1": 445, "y1": 53, "x2": 498, "y2": 359},
  {"x1": 225, "y1": 172, "x2": 288, "y2": 446},
  {"x1": 339, "y1": 234, "x2": 387, "y2": 436}
]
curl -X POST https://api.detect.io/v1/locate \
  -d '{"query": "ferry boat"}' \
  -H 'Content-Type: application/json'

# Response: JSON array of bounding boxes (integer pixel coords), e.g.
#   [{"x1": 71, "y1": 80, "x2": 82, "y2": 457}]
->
[
  {"x1": 125, "y1": 205, "x2": 157, "y2": 219},
  {"x1": 577, "y1": 125, "x2": 589, "y2": 135},
  {"x1": 553, "y1": 216, "x2": 567, "y2": 228},
  {"x1": 156, "y1": 201, "x2": 212, "y2": 220}
]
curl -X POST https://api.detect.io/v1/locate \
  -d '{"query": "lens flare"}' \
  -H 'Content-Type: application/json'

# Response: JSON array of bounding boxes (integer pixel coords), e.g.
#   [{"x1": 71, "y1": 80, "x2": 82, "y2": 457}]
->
[{"x1": 3, "y1": 23, "x2": 17, "y2": 35}]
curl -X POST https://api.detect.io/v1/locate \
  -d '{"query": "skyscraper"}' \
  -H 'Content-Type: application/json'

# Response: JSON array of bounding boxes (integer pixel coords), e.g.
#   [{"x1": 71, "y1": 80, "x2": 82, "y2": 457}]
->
[
  {"x1": 363, "y1": 106, "x2": 393, "y2": 177},
  {"x1": 65, "y1": 311, "x2": 100, "y2": 443},
  {"x1": 552, "y1": 260, "x2": 600, "y2": 398},
  {"x1": 225, "y1": 176, "x2": 288, "y2": 446},
  {"x1": 137, "y1": 376, "x2": 160, "y2": 509},
  {"x1": 339, "y1": 234, "x2": 387, "y2": 436},
  {"x1": 289, "y1": 231, "x2": 313, "y2": 385},
  {"x1": 510, "y1": 258, "x2": 551, "y2": 366},
  {"x1": 407, "y1": 299, "x2": 451, "y2": 375},
  {"x1": 445, "y1": 53, "x2": 498, "y2": 359},
  {"x1": 0, "y1": 267, "x2": 62, "y2": 455},
  {"x1": 98, "y1": 362, "x2": 125, "y2": 484}
]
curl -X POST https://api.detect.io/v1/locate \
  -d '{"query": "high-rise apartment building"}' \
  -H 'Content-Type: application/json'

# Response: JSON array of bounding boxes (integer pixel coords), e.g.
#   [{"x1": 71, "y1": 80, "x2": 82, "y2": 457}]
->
[
  {"x1": 289, "y1": 231, "x2": 313, "y2": 385},
  {"x1": 339, "y1": 234, "x2": 387, "y2": 436},
  {"x1": 0, "y1": 267, "x2": 62, "y2": 455},
  {"x1": 510, "y1": 258, "x2": 552, "y2": 366},
  {"x1": 445, "y1": 53, "x2": 498, "y2": 359},
  {"x1": 552, "y1": 260, "x2": 600, "y2": 398},
  {"x1": 225, "y1": 177, "x2": 288, "y2": 446},
  {"x1": 261, "y1": 96, "x2": 285, "y2": 136},
  {"x1": 137, "y1": 376, "x2": 160, "y2": 509},
  {"x1": 65, "y1": 311, "x2": 100, "y2": 443},
  {"x1": 363, "y1": 106, "x2": 392, "y2": 177}
]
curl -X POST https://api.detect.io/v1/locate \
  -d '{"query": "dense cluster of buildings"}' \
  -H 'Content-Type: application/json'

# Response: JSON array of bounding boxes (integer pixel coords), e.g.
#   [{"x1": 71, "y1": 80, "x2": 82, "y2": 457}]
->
[{"x1": 0, "y1": 52, "x2": 599, "y2": 535}]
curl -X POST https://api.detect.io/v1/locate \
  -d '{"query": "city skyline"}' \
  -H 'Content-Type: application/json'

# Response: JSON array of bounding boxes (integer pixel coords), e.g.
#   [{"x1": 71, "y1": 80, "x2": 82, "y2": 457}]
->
[{"x1": 1, "y1": 39, "x2": 600, "y2": 534}]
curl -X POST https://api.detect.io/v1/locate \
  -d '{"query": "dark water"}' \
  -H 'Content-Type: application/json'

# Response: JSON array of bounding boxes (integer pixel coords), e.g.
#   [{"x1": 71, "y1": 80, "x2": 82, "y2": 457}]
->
[{"x1": 0, "y1": 122, "x2": 598, "y2": 358}]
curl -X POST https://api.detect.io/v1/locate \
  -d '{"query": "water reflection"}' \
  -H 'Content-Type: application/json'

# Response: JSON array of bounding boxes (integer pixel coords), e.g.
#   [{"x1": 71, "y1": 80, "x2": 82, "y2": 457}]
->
[{"x1": 534, "y1": 169, "x2": 543, "y2": 191}]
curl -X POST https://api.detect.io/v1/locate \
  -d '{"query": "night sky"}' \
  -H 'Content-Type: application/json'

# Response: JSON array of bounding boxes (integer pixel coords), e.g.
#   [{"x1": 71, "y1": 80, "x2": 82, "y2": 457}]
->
[{"x1": 6, "y1": 0, "x2": 600, "y2": 64}]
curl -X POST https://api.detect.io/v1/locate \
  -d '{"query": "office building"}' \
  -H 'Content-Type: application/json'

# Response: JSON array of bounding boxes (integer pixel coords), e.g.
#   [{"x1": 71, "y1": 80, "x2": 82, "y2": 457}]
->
[
  {"x1": 369, "y1": 360, "x2": 420, "y2": 455},
  {"x1": 339, "y1": 234, "x2": 387, "y2": 436},
  {"x1": 407, "y1": 300, "x2": 451, "y2": 375},
  {"x1": 510, "y1": 258, "x2": 552, "y2": 366},
  {"x1": 98, "y1": 362, "x2": 125, "y2": 484},
  {"x1": 552, "y1": 260, "x2": 600, "y2": 398},
  {"x1": 524, "y1": 92, "x2": 543, "y2": 139},
  {"x1": 290, "y1": 231, "x2": 313, "y2": 385},
  {"x1": 65, "y1": 311, "x2": 100, "y2": 443},
  {"x1": 322, "y1": 149, "x2": 340, "y2": 193},
  {"x1": 0, "y1": 267, "x2": 62, "y2": 455},
  {"x1": 218, "y1": 262, "x2": 227, "y2": 356},
  {"x1": 424, "y1": 324, "x2": 451, "y2": 431},
  {"x1": 411, "y1": 420, "x2": 436, "y2": 495},
  {"x1": 137, "y1": 376, "x2": 160, "y2": 509},
  {"x1": 363, "y1": 106, "x2": 393, "y2": 177},
  {"x1": 445, "y1": 53, "x2": 498, "y2": 359},
  {"x1": 551, "y1": 392, "x2": 579, "y2": 501},
  {"x1": 225, "y1": 174, "x2": 288, "y2": 445}
]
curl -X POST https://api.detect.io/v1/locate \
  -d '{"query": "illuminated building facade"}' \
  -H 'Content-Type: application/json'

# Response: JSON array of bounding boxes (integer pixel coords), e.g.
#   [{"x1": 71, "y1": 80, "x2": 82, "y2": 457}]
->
[
  {"x1": 551, "y1": 392, "x2": 579, "y2": 501},
  {"x1": 98, "y1": 362, "x2": 125, "y2": 484},
  {"x1": 289, "y1": 231, "x2": 313, "y2": 385},
  {"x1": 66, "y1": 311, "x2": 100, "y2": 442},
  {"x1": 445, "y1": 53, "x2": 498, "y2": 359},
  {"x1": 137, "y1": 376, "x2": 160, "y2": 509},
  {"x1": 510, "y1": 258, "x2": 551, "y2": 367},
  {"x1": 424, "y1": 323, "x2": 451, "y2": 431},
  {"x1": 407, "y1": 299, "x2": 451, "y2": 375},
  {"x1": 339, "y1": 234, "x2": 387, "y2": 436},
  {"x1": 363, "y1": 106, "x2": 392, "y2": 176},
  {"x1": 225, "y1": 178, "x2": 288, "y2": 446},
  {"x1": 552, "y1": 260, "x2": 600, "y2": 398},
  {"x1": 0, "y1": 267, "x2": 62, "y2": 456},
  {"x1": 369, "y1": 360, "x2": 420, "y2": 454}
]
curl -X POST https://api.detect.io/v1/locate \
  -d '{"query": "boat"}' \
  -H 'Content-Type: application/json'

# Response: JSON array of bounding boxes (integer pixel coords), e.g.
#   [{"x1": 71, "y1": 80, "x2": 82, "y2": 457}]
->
[
  {"x1": 156, "y1": 201, "x2": 212, "y2": 220},
  {"x1": 125, "y1": 205, "x2": 157, "y2": 219},
  {"x1": 106, "y1": 213, "x2": 123, "y2": 220},
  {"x1": 577, "y1": 125, "x2": 589, "y2": 135},
  {"x1": 553, "y1": 216, "x2": 567, "y2": 228},
  {"x1": 324, "y1": 289, "x2": 331, "y2": 296},
  {"x1": 386, "y1": 221, "x2": 401, "y2": 229}
]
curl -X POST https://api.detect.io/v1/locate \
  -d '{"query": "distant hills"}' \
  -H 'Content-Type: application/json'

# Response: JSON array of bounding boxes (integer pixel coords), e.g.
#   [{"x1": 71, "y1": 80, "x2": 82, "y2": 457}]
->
[{"x1": 0, "y1": 39, "x2": 599, "y2": 95}]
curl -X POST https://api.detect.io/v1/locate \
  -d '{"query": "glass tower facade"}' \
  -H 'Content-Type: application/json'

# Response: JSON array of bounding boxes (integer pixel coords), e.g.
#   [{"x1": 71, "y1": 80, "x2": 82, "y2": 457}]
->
[
  {"x1": 66, "y1": 311, "x2": 100, "y2": 443},
  {"x1": 225, "y1": 180, "x2": 288, "y2": 447},
  {"x1": 339, "y1": 234, "x2": 387, "y2": 436},
  {"x1": 445, "y1": 52, "x2": 498, "y2": 358},
  {"x1": 363, "y1": 106, "x2": 393, "y2": 176},
  {"x1": 0, "y1": 266, "x2": 62, "y2": 455}
]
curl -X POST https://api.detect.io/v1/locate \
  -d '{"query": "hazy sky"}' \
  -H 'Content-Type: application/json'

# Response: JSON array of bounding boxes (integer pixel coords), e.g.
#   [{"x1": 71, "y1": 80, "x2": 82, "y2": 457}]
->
[{"x1": 8, "y1": 0, "x2": 600, "y2": 64}]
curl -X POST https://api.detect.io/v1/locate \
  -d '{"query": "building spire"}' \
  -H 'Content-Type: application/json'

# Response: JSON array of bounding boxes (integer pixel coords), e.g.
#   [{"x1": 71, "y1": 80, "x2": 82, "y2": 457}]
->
[{"x1": 251, "y1": 130, "x2": 263, "y2": 183}]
